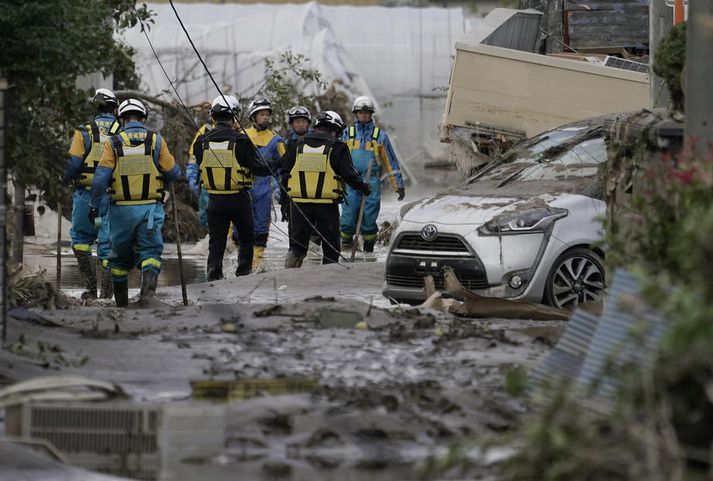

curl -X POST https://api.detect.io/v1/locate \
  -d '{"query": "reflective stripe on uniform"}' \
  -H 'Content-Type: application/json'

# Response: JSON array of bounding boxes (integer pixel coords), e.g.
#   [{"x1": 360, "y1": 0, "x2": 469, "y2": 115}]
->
[
  {"x1": 361, "y1": 232, "x2": 378, "y2": 241},
  {"x1": 111, "y1": 267, "x2": 130, "y2": 277},
  {"x1": 73, "y1": 243, "x2": 92, "y2": 252},
  {"x1": 346, "y1": 126, "x2": 380, "y2": 154},
  {"x1": 141, "y1": 258, "x2": 161, "y2": 270}
]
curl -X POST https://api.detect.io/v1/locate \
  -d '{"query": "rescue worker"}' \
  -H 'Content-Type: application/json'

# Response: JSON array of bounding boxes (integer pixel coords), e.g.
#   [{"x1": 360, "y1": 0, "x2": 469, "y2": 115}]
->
[
  {"x1": 193, "y1": 95, "x2": 271, "y2": 281},
  {"x1": 89, "y1": 99, "x2": 180, "y2": 307},
  {"x1": 280, "y1": 111, "x2": 371, "y2": 267},
  {"x1": 285, "y1": 106, "x2": 312, "y2": 148},
  {"x1": 340, "y1": 96, "x2": 405, "y2": 253},
  {"x1": 237, "y1": 97, "x2": 285, "y2": 271},
  {"x1": 64, "y1": 88, "x2": 120, "y2": 300},
  {"x1": 284, "y1": 106, "x2": 321, "y2": 248},
  {"x1": 186, "y1": 119, "x2": 213, "y2": 229}
]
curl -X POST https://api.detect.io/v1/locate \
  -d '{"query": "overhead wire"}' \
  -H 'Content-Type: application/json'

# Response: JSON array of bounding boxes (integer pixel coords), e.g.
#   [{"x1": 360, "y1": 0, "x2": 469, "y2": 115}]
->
[
  {"x1": 165, "y1": 0, "x2": 353, "y2": 267},
  {"x1": 133, "y1": 5, "x2": 343, "y2": 265}
]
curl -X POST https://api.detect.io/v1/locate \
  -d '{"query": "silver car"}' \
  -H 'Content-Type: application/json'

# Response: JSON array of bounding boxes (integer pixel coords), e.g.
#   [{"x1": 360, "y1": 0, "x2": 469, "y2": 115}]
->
[{"x1": 384, "y1": 119, "x2": 609, "y2": 308}]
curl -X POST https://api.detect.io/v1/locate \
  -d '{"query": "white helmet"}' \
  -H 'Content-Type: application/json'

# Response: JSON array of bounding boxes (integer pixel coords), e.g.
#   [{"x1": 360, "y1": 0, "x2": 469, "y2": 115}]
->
[
  {"x1": 91, "y1": 88, "x2": 119, "y2": 108},
  {"x1": 210, "y1": 95, "x2": 241, "y2": 117},
  {"x1": 248, "y1": 96, "x2": 272, "y2": 119},
  {"x1": 352, "y1": 95, "x2": 375, "y2": 113},
  {"x1": 315, "y1": 110, "x2": 345, "y2": 132},
  {"x1": 118, "y1": 98, "x2": 148, "y2": 119}
]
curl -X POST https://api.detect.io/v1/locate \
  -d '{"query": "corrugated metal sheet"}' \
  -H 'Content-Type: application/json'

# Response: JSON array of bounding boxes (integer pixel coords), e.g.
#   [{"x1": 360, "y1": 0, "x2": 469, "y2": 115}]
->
[
  {"x1": 531, "y1": 270, "x2": 669, "y2": 401},
  {"x1": 458, "y1": 8, "x2": 543, "y2": 53},
  {"x1": 530, "y1": 310, "x2": 599, "y2": 384}
]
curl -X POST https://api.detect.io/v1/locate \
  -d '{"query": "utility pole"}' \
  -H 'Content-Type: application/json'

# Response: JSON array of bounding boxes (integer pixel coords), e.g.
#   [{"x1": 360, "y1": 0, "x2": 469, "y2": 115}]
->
[
  {"x1": 649, "y1": 0, "x2": 673, "y2": 108},
  {"x1": 684, "y1": 0, "x2": 713, "y2": 146},
  {"x1": 0, "y1": 71, "x2": 7, "y2": 342}
]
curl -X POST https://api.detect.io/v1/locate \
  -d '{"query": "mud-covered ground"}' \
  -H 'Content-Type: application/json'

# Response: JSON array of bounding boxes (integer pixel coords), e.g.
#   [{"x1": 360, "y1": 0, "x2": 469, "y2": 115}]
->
[
  {"x1": 0, "y1": 261, "x2": 563, "y2": 481},
  {"x1": 1, "y1": 198, "x2": 564, "y2": 481}
]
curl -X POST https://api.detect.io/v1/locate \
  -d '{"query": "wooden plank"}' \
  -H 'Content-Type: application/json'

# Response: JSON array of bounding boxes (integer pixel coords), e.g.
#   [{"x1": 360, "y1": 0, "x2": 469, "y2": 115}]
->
[
  {"x1": 570, "y1": 38, "x2": 648, "y2": 49},
  {"x1": 566, "y1": 7, "x2": 648, "y2": 49},
  {"x1": 567, "y1": 8, "x2": 648, "y2": 24},
  {"x1": 545, "y1": 0, "x2": 565, "y2": 54}
]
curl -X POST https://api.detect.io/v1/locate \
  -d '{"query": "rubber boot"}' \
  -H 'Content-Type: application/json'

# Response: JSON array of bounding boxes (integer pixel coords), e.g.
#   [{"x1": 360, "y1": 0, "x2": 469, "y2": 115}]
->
[
  {"x1": 74, "y1": 249, "x2": 97, "y2": 300},
  {"x1": 139, "y1": 270, "x2": 158, "y2": 300},
  {"x1": 341, "y1": 236, "x2": 353, "y2": 250},
  {"x1": 207, "y1": 265, "x2": 224, "y2": 281},
  {"x1": 284, "y1": 250, "x2": 306, "y2": 269},
  {"x1": 236, "y1": 248, "x2": 253, "y2": 277},
  {"x1": 113, "y1": 281, "x2": 129, "y2": 308},
  {"x1": 99, "y1": 265, "x2": 114, "y2": 299},
  {"x1": 252, "y1": 246, "x2": 265, "y2": 271},
  {"x1": 363, "y1": 240, "x2": 375, "y2": 253}
]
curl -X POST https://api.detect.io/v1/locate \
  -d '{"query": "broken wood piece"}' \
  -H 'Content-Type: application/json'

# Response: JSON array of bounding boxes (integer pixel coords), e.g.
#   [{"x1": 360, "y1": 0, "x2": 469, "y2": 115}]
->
[{"x1": 442, "y1": 267, "x2": 570, "y2": 321}]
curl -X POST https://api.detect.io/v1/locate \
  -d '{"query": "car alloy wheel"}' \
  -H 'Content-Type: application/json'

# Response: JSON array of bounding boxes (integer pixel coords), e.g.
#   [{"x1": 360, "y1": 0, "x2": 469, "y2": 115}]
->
[{"x1": 544, "y1": 248, "x2": 605, "y2": 309}]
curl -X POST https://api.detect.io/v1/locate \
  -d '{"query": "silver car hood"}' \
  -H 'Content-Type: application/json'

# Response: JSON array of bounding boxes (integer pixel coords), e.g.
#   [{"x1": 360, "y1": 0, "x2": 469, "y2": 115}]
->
[{"x1": 402, "y1": 193, "x2": 559, "y2": 226}]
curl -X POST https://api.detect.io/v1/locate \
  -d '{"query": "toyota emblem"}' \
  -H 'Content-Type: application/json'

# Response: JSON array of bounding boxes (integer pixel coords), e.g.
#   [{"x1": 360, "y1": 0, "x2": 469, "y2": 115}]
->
[{"x1": 421, "y1": 224, "x2": 438, "y2": 241}]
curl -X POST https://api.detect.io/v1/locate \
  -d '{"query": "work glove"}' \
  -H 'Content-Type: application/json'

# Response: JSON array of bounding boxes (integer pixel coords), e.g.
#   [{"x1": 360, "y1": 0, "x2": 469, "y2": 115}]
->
[
  {"x1": 88, "y1": 207, "x2": 101, "y2": 229},
  {"x1": 397, "y1": 187, "x2": 406, "y2": 201},
  {"x1": 359, "y1": 183, "x2": 372, "y2": 196}
]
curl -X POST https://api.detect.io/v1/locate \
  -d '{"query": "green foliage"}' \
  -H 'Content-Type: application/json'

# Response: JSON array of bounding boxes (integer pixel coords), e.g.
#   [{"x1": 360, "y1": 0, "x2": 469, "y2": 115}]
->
[
  {"x1": 652, "y1": 22, "x2": 687, "y2": 112},
  {"x1": 504, "y1": 365, "x2": 528, "y2": 396},
  {"x1": 0, "y1": 0, "x2": 152, "y2": 205},
  {"x1": 249, "y1": 51, "x2": 328, "y2": 133}
]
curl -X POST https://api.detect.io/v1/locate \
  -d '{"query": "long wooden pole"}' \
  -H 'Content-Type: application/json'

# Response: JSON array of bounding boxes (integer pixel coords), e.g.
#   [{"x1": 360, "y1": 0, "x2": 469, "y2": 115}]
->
[
  {"x1": 350, "y1": 157, "x2": 373, "y2": 262},
  {"x1": 170, "y1": 184, "x2": 188, "y2": 306},
  {"x1": 56, "y1": 203, "x2": 62, "y2": 288}
]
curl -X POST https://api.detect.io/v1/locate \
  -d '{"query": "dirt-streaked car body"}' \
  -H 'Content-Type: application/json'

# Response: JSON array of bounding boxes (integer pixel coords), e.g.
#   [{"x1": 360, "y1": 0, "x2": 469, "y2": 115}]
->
[{"x1": 384, "y1": 118, "x2": 610, "y2": 308}]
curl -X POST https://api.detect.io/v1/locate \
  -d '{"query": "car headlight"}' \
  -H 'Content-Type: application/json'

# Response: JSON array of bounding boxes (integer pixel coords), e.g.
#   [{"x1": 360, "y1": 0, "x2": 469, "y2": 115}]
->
[{"x1": 478, "y1": 207, "x2": 568, "y2": 235}]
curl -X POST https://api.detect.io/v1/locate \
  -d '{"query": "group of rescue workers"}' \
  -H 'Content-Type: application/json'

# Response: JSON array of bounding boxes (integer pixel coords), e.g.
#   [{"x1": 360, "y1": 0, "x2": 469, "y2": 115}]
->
[{"x1": 64, "y1": 88, "x2": 405, "y2": 307}]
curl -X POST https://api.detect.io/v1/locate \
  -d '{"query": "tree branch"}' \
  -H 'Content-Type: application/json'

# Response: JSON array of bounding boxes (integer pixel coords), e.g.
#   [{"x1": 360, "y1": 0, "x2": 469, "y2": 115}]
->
[{"x1": 114, "y1": 89, "x2": 194, "y2": 124}]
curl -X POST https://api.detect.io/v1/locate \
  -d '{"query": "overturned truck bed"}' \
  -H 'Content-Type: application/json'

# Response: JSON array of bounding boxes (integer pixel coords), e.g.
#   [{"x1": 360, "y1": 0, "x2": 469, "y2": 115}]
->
[{"x1": 441, "y1": 42, "x2": 650, "y2": 175}]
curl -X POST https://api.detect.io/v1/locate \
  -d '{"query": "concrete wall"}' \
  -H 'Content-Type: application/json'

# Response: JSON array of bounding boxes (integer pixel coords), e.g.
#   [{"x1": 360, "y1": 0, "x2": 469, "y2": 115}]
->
[{"x1": 443, "y1": 42, "x2": 650, "y2": 138}]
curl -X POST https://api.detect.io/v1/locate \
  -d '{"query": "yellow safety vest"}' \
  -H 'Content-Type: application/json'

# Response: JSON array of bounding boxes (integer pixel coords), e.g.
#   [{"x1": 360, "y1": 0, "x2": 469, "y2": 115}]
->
[
  {"x1": 109, "y1": 131, "x2": 164, "y2": 205},
  {"x1": 199, "y1": 139, "x2": 253, "y2": 194},
  {"x1": 287, "y1": 141, "x2": 343, "y2": 204},
  {"x1": 78, "y1": 119, "x2": 120, "y2": 187},
  {"x1": 345, "y1": 126, "x2": 381, "y2": 156}
]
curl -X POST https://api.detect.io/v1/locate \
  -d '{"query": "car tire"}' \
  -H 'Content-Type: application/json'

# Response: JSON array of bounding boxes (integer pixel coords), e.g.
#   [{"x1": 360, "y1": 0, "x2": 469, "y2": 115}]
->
[{"x1": 543, "y1": 247, "x2": 605, "y2": 309}]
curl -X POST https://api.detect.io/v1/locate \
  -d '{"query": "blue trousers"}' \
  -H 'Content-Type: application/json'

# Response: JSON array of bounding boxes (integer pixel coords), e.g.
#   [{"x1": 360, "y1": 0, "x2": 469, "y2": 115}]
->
[
  {"x1": 233, "y1": 175, "x2": 274, "y2": 246},
  {"x1": 339, "y1": 175, "x2": 381, "y2": 241},
  {"x1": 70, "y1": 189, "x2": 110, "y2": 261},
  {"x1": 107, "y1": 202, "x2": 165, "y2": 282}
]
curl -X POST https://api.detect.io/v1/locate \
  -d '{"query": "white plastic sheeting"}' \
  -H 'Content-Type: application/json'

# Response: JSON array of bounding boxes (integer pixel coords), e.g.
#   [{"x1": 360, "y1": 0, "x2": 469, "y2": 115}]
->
[
  {"x1": 320, "y1": 5, "x2": 465, "y2": 96},
  {"x1": 123, "y1": 2, "x2": 464, "y2": 101},
  {"x1": 122, "y1": 2, "x2": 466, "y2": 183}
]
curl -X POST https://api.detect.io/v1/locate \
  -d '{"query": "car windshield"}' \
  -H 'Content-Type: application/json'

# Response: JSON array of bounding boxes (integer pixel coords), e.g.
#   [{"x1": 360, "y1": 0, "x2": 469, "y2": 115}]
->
[{"x1": 476, "y1": 134, "x2": 606, "y2": 185}]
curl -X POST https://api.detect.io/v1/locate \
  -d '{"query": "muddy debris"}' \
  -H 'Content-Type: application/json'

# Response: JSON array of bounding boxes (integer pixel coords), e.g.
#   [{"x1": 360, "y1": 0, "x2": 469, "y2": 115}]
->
[{"x1": 9, "y1": 269, "x2": 74, "y2": 310}]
